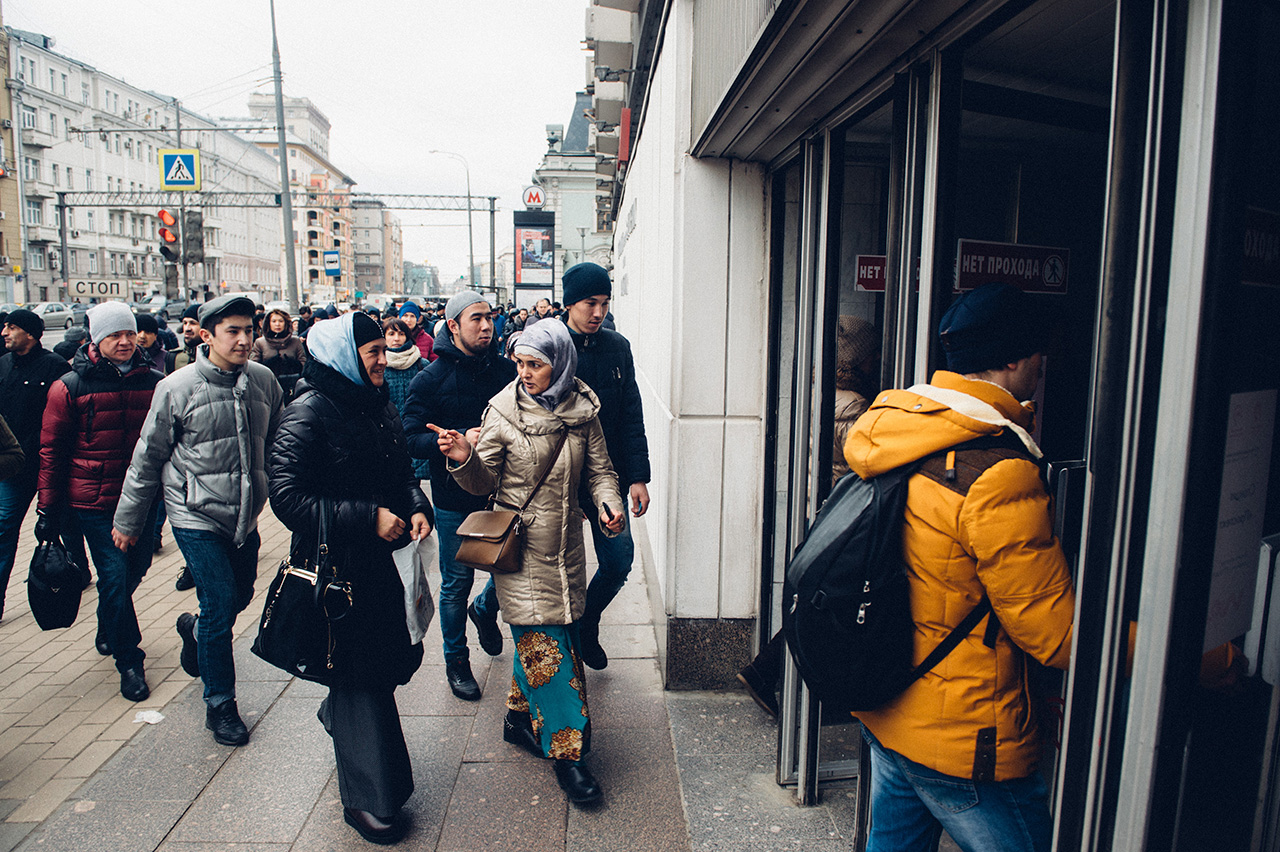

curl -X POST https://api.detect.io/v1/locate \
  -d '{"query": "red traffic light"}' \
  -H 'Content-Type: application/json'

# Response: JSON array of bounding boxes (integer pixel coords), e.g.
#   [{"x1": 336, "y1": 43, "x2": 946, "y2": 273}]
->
[
  {"x1": 157, "y1": 209, "x2": 177, "y2": 227},
  {"x1": 159, "y1": 227, "x2": 178, "y2": 244}
]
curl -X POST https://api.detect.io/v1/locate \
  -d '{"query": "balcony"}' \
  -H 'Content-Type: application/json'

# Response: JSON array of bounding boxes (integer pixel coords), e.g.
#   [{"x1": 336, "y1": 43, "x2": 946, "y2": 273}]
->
[{"x1": 21, "y1": 126, "x2": 56, "y2": 149}]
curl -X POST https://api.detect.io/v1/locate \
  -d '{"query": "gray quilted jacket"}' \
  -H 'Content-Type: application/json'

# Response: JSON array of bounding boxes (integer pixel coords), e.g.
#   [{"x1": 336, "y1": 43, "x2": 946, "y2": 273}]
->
[{"x1": 114, "y1": 346, "x2": 283, "y2": 546}]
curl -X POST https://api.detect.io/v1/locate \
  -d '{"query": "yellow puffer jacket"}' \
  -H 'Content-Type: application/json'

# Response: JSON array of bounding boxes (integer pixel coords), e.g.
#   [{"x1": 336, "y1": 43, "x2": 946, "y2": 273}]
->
[{"x1": 844, "y1": 371, "x2": 1074, "y2": 782}]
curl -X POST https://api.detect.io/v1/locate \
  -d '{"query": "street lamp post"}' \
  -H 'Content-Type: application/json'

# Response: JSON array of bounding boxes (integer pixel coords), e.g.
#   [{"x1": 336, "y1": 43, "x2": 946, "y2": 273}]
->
[
  {"x1": 577, "y1": 226, "x2": 587, "y2": 264},
  {"x1": 430, "y1": 150, "x2": 475, "y2": 289}
]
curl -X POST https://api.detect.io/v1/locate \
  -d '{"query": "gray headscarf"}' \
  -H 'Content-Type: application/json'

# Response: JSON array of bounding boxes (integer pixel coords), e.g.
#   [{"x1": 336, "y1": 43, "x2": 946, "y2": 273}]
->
[{"x1": 513, "y1": 319, "x2": 578, "y2": 411}]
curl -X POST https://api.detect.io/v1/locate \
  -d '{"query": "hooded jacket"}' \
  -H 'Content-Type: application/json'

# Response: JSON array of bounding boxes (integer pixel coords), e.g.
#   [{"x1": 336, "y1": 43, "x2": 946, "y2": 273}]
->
[
  {"x1": 845, "y1": 370, "x2": 1074, "y2": 782},
  {"x1": 38, "y1": 345, "x2": 162, "y2": 512},
  {"x1": 448, "y1": 377, "x2": 622, "y2": 626},
  {"x1": 113, "y1": 346, "x2": 283, "y2": 546},
  {"x1": 403, "y1": 326, "x2": 516, "y2": 512},
  {"x1": 562, "y1": 318, "x2": 650, "y2": 491}
]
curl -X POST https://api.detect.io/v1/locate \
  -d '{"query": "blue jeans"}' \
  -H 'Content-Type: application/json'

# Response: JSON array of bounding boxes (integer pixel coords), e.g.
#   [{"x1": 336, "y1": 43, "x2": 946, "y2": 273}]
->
[
  {"x1": 582, "y1": 495, "x2": 635, "y2": 624},
  {"x1": 78, "y1": 507, "x2": 156, "y2": 671},
  {"x1": 0, "y1": 473, "x2": 89, "y2": 615},
  {"x1": 434, "y1": 507, "x2": 498, "y2": 662},
  {"x1": 171, "y1": 527, "x2": 260, "y2": 707},
  {"x1": 863, "y1": 727, "x2": 1052, "y2": 852}
]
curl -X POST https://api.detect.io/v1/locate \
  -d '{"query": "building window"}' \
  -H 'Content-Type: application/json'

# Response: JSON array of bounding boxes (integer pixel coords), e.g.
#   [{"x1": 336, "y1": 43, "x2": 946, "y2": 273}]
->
[
  {"x1": 25, "y1": 200, "x2": 43, "y2": 226},
  {"x1": 49, "y1": 111, "x2": 58, "y2": 135},
  {"x1": 114, "y1": 134, "x2": 121, "y2": 154},
  {"x1": 89, "y1": 252, "x2": 98, "y2": 273},
  {"x1": 30, "y1": 250, "x2": 46, "y2": 271},
  {"x1": 66, "y1": 169, "x2": 73, "y2": 191},
  {"x1": 49, "y1": 69, "x2": 56, "y2": 91},
  {"x1": 64, "y1": 117, "x2": 71, "y2": 139},
  {"x1": 69, "y1": 250, "x2": 77, "y2": 273},
  {"x1": 61, "y1": 73, "x2": 68, "y2": 97},
  {"x1": 21, "y1": 105, "x2": 36, "y2": 129},
  {"x1": 22, "y1": 157, "x2": 39, "y2": 181},
  {"x1": 109, "y1": 253, "x2": 117, "y2": 275},
  {"x1": 85, "y1": 169, "x2": 93, "y2": 191},
  {"x1": 52, "y1": 164, "x2": 59, "y2": 186},
  {"x1": 87, "y1": 210, "x2": 95, "y2": 232},
  {"x1": 82, "y1": 82, "x2": 90, "y2": 104}
]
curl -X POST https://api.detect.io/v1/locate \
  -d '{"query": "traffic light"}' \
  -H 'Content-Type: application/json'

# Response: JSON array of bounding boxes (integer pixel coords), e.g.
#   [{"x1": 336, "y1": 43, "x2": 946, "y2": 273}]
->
[
  {"x1": 164, "y1": 264, "x2": 179, "y2": 298},
  {"x1": 158, "y1": 209, "x2": 181, "y2": 263},
  {"x1": 183, "y1": 210, "x2": 204, "y2": 265}
]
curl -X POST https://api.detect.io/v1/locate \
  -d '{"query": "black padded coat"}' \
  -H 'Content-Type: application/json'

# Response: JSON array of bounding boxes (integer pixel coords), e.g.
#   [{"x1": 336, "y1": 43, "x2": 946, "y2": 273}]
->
[{"x1": 268, "y1": 358, "x2": 433, "y2": 689}]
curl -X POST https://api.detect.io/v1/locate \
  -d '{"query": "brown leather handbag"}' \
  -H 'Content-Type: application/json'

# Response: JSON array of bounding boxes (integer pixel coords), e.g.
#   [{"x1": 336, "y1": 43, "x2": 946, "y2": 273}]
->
[{"x1": 455, "y1": 430, "x2": 568, "y2": 574}]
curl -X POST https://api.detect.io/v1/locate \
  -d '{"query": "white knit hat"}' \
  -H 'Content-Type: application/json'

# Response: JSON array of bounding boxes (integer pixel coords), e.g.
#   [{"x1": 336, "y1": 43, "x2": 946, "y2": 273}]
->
[{"x1": 87, "y1": 302, "x2": 137, "y2": 346}]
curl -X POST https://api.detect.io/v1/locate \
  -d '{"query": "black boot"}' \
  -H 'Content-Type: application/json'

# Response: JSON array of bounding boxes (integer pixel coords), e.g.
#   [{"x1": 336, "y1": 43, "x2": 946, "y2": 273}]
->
[
  {"x1": 175, "y1": 565, "x2": 195, "y2": 592},
  {"x1": 176, "y1": 612, "x2": 200, "y2": 677},
  {"x1": 95, "y1": 624, "x2": 111, "y2": 656},
  {"x1": 503, "y1": 710, "x2": 544, "y2": 758},
  {"x1": 120, "y1": 667, "x2": 149, "y2": 702},
  {"x1": 206, "y1": 700, "x2": 250, "y2": 746},
  {"x1": 577, "y1": 619, "x2": 607, "y2": 671},
  {"x1": 344, "y1": 807, "x2": 408, "y2": 844},
  {"x1": 554, "y1": 760, "x2": 602, "y2": 804},
  {"x1": 468, "y1": 600, "x2": 503, "y2": 656},
  {"x1": 446, "y1": 657, "x2": 481, "y2": 701}
]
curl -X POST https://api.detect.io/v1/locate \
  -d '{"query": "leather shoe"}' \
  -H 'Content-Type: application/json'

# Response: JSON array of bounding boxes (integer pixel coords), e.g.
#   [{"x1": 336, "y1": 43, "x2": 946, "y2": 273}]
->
[
  {"x1": 445, "y1": 658, "x2": 481, "y2": 701},
  {"x1": 343, "y1": 807, "x2": 407, "y2": 845},
  {"x1": 95, "y1": 625, "x2": 111, "y2": 657},
  {"x1": 175, "y1": 565, "x2": 195, "y2": 592},
  {"x1": 503, "y1": 711, "x2": 544, "y2": 758},
  {"x1": 578, "y1": 621, "x2": 608, "y2": 671},
  {"x1": 120, "y1": 667, "x2": 149, "y2": 702},
  {"x1": 554, "y1": 760, "x2": 603, "y2": 804},
  {"x1": 206, "y1": 700, "x2": 249, "y2": 746},
  {"x1": 176, "y1": 613, "x2": 200, "y2": 677},
  {"x1": 468, "y1": 600, "x2": 503, "y2": 656}
]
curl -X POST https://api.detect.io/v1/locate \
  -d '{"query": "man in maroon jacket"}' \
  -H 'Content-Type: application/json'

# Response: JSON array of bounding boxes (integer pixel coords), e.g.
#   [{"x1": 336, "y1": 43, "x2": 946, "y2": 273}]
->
[{"x1": 39, "y1": 303, "x2": 163, "y2": 701}]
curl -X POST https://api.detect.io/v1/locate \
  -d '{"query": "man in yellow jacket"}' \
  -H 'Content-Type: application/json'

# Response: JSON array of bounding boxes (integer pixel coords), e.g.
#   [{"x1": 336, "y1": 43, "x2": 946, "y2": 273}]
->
[{"x1": 844, "y1": 283, "x2": 1073, "y2": 852}]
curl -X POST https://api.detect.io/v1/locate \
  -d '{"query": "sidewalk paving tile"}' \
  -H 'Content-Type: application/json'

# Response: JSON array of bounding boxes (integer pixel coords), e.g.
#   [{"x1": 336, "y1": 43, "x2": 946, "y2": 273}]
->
[{"x1": 436, "y1": 759, "x2": 568, "y2": 852}]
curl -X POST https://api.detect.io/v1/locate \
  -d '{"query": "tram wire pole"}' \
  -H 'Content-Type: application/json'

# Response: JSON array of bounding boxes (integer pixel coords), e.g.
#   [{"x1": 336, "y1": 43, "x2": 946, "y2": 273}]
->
[{"x1": 270, "y1": 0, "x2": 300, "y2": 313}]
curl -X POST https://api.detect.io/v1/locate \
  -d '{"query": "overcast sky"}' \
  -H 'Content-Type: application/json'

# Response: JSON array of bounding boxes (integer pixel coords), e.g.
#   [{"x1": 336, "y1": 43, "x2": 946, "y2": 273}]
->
[{"x1": 5, "y1": 0, "x2": 592, "y2": 282}]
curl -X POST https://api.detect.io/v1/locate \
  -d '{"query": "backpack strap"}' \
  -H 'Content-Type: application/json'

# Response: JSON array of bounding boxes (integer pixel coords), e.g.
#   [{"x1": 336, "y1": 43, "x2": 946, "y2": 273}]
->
[{"x1": 898, "y1": 431, "x2": 1039, "y2": 688}]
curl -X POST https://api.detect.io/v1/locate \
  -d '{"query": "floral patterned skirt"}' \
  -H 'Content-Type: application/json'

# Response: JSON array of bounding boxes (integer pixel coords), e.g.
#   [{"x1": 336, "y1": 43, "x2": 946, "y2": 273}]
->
[{"x1": 506, "y1": 624, "x2": 591, "y2": 763}]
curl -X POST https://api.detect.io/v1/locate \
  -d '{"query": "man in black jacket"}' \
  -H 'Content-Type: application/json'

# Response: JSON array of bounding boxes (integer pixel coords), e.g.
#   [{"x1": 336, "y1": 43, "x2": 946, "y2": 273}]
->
[
  {"x1": 560, "y1": 263, "x2": 651, "y2": 670},
  {"x1": 403, "y1": 291, "x2": 516, "y2": 701},
  {"x1": 0, "y1": 309, "x2": 75, "y2": 620}
]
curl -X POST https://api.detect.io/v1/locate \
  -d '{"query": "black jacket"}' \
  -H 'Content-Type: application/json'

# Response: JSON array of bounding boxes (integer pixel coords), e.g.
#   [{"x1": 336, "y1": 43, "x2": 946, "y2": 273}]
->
[
  {"x1": 0, "y1": 344, "x2": 71, "y2": 480},
  {"x1": 402, "y1": 326, "x2": 516, "y2": 513},
  {"x1": 563, "y1": 318, "x2": 650, "y2": 489},
  {"x1": 268, "y1": 358, "x2": 432, "y2": 688}
]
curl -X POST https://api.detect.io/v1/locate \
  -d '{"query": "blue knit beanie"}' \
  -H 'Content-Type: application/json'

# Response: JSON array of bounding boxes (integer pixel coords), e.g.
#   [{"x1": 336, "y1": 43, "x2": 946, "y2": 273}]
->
[{"x1": 938, "y1": 283, "x2": 1044, "y2": 374}]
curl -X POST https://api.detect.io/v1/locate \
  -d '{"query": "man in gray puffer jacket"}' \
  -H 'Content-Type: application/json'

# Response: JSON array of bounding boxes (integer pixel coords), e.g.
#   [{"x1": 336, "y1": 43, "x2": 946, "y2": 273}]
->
[{"x1": 113, "y1": 296, "x2": 283, "y2": 747}]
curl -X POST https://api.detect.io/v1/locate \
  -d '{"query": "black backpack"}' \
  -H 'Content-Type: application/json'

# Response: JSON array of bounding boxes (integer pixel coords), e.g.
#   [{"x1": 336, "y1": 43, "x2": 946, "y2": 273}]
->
[{"x1": 781, "y1": 433, "x2": 1033, "y2": 713}]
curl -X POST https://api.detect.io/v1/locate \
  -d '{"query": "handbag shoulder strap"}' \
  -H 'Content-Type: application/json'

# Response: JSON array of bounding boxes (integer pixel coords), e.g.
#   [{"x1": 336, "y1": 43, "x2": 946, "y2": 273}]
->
[{"x1": 516, "y1": 429, "x2": 569, "y2": 512}]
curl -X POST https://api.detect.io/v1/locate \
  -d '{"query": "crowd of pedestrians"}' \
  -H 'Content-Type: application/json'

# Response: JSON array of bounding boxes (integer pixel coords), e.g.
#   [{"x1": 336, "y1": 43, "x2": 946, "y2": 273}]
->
[{"x1": 0, "y1": 267, "x2": 652, "y2": 844}]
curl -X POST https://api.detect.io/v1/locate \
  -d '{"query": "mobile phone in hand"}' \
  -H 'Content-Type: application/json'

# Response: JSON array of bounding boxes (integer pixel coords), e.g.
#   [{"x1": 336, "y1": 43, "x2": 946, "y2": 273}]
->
[{"x1": 602, "y1": 503, "x2": 616, "y2": 522}]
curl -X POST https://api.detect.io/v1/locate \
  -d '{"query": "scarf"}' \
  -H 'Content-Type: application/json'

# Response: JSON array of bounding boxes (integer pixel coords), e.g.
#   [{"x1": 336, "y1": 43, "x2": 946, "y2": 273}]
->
[
  {"x1": 513, "y1": 319, "x2": 578, "y2": 411},
  {"x1": 385, "y1": 341, "x2": 421, "y2": 371}
]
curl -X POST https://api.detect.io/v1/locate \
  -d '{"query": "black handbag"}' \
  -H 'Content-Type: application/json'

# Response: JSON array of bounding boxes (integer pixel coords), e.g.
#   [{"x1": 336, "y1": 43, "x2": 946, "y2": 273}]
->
[
  {"x1": 251, "y1": 499, "x2": 351, "y2": 684},
  {"x1": 27, "y1": 538, "x2": 91, "y2": 631}
]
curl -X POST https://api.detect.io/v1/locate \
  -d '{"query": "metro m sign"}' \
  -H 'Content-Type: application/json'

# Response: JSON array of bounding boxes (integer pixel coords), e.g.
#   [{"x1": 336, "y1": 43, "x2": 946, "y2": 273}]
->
[{"x1": 522, "y1": 186, "x2": 545, "y2": 210}]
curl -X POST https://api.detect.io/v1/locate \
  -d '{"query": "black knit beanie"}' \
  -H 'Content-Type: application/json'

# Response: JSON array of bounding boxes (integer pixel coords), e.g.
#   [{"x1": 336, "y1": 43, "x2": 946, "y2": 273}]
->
[
  {"x1": 562, "y1": 262, "x2": 612, "y2": 306},
  {"x1": 938, "y1": 283, "x2": 1044, "y2": 374}
]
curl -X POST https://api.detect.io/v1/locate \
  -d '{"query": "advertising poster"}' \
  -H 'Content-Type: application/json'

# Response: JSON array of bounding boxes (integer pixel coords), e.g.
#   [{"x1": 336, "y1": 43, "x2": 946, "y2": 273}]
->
[{"x1": 515, "y1": 226, "x2": 554, "y2": 285}]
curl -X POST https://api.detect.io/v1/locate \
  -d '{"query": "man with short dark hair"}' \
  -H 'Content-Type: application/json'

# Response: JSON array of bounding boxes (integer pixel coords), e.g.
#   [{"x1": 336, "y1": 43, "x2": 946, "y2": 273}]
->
[
  {"x1": 558, "y1": 263, "x2": 651, "y2": 669},
  {"x1": 846, "y1": 283, "x2": 1073, "y2": 852},
  {"x1": 403, "y1": 290, "x2": 516, "y2": 701},
  {"x1": 40, "y1": 303, "x2": 163, "y2": 700},
  {"x1": 172, "y1": 304, "x2": 201, "y2": 371},
  {"x1": 114, "y1": 295, "x2": 283, "y2": 746},
  {"x1": 0, "y1": 309, "x2": 73, "y2": 620}
]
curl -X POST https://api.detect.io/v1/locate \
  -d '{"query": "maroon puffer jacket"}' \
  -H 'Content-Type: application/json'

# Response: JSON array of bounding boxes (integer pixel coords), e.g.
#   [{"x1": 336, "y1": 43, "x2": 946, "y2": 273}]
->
[{"x1": 38, "y1": 344, "x2": 163, "y2": 512}]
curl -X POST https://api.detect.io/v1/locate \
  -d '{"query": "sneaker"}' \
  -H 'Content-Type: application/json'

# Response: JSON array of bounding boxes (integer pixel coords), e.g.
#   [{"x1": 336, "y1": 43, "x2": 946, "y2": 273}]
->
[
  {"x1": 176, "y1": 613, "x2": 200, "y2": 677},
  {"x1": 468, "y1": 600, "x2": 503, "y2": 656},
  {"x1": 175, "y1": 565, "x2": 195, "y2": 592},
  {"x1": 120, "y1": 667, "x2": 150, "y2": 702},
  {"x1": 206, "y1": 700, "x2": 250, "y2": 746},
  {"x1": 578, "y1": 621, "x2": 608, "y2": 671},
  {"x1": 445, "y1": 657, "x2": 481, "y2": 701}
]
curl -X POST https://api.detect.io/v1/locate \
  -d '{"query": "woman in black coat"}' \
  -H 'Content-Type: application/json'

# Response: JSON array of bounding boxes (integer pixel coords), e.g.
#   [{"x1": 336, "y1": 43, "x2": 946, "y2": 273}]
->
[{"x1": 268, "y1": 311, "x2": 433, "y2": 845}]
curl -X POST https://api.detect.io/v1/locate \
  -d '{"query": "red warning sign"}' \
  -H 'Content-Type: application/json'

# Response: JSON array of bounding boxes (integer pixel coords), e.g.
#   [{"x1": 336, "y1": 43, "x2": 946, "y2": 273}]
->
[{"x1": 955, "y1": 239, "x2": 1070, "y2": 294}]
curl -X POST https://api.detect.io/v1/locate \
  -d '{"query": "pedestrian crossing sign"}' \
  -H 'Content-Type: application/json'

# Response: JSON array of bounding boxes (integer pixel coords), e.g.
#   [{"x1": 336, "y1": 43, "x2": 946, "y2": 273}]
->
[{"x1": 159, "y1": 149, "x2": 201, "y2": 191}]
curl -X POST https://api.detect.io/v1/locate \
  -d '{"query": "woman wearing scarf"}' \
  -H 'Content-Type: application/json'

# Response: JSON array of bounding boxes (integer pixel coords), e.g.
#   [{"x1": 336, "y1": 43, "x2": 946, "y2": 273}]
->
[
  {"x1": 381, "y1": 318, "x2": 431, "y2": 480},
  {"x1": 268, "y1": 311, "x2": 433, "y2": 844},
  {"x1": 250, "y1": 309, "x2": 306, "y2": 401},
  {"x1": 436, "y1": 320, "x2": 623, "y2": 805}
]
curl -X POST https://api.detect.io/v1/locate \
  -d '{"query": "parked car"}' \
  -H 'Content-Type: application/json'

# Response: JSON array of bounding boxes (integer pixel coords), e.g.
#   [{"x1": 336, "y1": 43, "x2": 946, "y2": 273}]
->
[
  {"x1": 68, "y1": 303, "x2": 91, "y2": 328},
  {"x1": 135, "y1": 296, "x2": 187, "y2": 322},
  {"x1": 23, "y1": 302, "x2": 74, "y2": 330}
]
